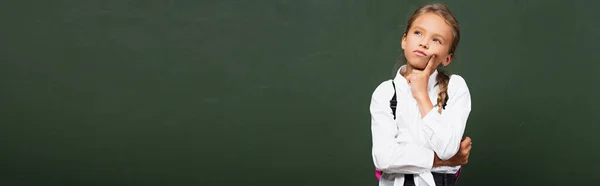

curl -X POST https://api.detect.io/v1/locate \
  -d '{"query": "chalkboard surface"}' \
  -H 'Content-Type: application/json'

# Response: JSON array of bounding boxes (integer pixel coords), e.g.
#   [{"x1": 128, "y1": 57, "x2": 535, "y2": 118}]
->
[{"x1": 1, "y1": 0, "x2": 599, "y2": 185}]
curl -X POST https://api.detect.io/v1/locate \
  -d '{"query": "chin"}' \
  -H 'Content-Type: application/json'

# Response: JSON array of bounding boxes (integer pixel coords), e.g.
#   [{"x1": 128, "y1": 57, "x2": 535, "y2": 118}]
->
[{"x1": 406, "y1": 58, "x2": 427, "y2": 69}]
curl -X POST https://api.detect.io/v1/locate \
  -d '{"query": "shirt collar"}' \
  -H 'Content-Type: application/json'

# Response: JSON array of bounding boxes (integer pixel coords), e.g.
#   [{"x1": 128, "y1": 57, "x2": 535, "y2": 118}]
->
[{"x1": 393, "y1": 65, "x2": 439, "y2": 92}]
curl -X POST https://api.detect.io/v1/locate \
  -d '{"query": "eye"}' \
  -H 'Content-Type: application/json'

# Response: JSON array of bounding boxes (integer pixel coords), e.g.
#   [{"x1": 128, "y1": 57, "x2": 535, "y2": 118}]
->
[
  {"x1": 433, "y1": 38, "x2": 442, "y2": 44},
  {"x1": 413, "y1": 31, "x2": 421, "y2": 36}
]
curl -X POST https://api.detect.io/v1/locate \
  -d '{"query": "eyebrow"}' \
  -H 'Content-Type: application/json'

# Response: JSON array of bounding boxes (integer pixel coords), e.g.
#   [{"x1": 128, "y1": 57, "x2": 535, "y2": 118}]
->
[{"x1": 413, "y1": 25, "x2": 448, "y2": 42}]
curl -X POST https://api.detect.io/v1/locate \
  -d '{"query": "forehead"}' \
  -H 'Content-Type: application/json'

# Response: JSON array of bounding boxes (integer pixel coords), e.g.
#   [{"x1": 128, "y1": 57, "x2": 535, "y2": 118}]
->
[{"x1": 411, "y1": 13, "x2": 453, "y2": 38}]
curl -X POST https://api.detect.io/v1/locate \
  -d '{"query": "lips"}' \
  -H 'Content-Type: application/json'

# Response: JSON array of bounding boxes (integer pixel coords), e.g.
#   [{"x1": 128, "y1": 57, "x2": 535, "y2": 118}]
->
[{"x1": 414, "y1": 50, "x2": 427, "y2": 57}]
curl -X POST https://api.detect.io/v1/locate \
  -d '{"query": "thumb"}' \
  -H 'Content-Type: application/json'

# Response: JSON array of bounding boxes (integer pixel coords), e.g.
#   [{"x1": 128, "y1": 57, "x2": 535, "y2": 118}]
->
[{"x1": 460, "y1": 137, "x2": 472, "y2": 148}]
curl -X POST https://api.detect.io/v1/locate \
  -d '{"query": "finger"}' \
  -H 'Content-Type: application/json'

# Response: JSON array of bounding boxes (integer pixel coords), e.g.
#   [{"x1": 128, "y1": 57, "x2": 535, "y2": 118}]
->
[
  {"x1": 463, "y1": 145, "x2": 472, "y2": 154},
  {"x1": 423, "y1": 54, "x2": 439, "y2": 75},
  {"x1": 460, "y1": 138, "x2": 471, "y2": 147},
  {"x1": 462, "y1": 137, "x2": 472, "y2": 144},
  {"x1": 408, "y1": 74, "x2": 418, "y2": 84},
  {"x1": 460, "y1": 142, "x2": 468, "y2": 150},
  {"x1": 462, "y1": 142, "x2": 472, "y2": 151}
]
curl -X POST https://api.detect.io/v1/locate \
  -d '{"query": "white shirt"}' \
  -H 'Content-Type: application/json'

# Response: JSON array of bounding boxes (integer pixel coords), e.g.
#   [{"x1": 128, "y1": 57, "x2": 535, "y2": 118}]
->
[{"x1": 370, "y1": 65, "x2": 472, "y2": 186}]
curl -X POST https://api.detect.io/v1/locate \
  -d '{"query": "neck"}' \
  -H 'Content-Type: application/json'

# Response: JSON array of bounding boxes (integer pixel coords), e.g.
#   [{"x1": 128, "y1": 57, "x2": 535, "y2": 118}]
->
[{"x1": 401, "y1": 63, "x2": 416, "y2": 78}]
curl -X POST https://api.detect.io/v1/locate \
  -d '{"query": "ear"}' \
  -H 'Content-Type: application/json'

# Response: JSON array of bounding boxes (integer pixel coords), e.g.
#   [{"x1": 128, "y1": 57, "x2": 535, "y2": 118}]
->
[
  {"x1": 442, "y1": 53, "x2": 453, "y2": 67},
  {"x1": 401, "y1": 33, "x2": 407, "y2": 50}
]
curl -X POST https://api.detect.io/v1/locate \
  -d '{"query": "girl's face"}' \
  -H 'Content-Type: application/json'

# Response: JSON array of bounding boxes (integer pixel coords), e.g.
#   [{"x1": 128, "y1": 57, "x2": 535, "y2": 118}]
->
[{"x1": 402, "y1": 13, "x2": 454, "y2": 70}]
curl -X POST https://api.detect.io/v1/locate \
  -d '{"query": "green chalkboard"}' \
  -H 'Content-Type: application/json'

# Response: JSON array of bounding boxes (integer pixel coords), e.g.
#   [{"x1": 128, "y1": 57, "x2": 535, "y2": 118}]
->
[{"x1": 1, "y1": 0, "x2": 599, "y2": 185}]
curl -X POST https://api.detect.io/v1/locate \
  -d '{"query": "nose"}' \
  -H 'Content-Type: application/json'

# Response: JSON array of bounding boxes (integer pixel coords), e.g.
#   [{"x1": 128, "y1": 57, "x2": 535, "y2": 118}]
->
[{"x1": 419, "y1": 39, "x2": 429, "y2": 49}]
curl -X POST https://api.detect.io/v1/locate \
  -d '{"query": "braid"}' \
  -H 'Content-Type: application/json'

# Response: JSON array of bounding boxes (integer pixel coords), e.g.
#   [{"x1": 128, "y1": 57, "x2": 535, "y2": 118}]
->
[{"x1": 436, "y1": 69, "x2": 450, "y2": 113}]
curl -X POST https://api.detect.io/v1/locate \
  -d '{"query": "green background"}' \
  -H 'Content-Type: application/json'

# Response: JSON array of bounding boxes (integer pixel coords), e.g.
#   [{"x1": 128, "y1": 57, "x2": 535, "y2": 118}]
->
[{"x1": 1, "y1": 0, "x2": 599, "y2": 185}]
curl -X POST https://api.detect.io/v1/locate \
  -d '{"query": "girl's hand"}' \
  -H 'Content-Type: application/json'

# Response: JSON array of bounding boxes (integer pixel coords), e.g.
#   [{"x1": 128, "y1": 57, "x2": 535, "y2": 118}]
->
[
  {"x1": 433, "y1": 137, "x2": 472, "y2": 167},
  {"x1": 407, "y1": 55, "x2": 441, "y2": 100},
  {"x1": 447, "y1": 136, "x2": 472, "y2": 166}
]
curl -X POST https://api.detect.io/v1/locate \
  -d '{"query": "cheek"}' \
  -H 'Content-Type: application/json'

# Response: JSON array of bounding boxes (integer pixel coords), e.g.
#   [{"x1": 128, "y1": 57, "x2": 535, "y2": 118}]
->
[
  {"x1": 409, "y1": 37, "x2": 421, "y2": 45},
  {"x1": 432, "y1": 46, "x2": 449, "y2": 57},
  {"x1": 404, "y1": 36, "x2": 416, "y2": 46},
  {"x1": 436, "y1": 54, "x2": 450, "y2": 64}
]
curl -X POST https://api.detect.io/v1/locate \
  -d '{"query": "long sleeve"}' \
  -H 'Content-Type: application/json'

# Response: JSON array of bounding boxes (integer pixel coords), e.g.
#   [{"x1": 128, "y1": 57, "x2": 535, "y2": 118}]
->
[
  {"x1": 371, "y1": 80, "x2": 434, "y2": 174},
  {"x1": 420, "y1": 75, "x2": 472, "y2": 160}
]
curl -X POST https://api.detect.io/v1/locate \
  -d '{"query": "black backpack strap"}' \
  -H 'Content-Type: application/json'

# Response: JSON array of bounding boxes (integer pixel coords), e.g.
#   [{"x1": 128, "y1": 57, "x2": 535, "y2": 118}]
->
[
  {"x1": 390, "y1": 80, "x2": 397, "y2": 119},
  {"x1": 442, "y1": 96, "x2": 449, "y2": 110}
]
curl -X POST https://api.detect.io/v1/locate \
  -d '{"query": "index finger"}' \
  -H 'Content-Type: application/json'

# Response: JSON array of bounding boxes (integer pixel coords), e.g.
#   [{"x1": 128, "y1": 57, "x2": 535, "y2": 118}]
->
[{"x1": 424, "y1": 54, "x2": 441, "y2": 75}]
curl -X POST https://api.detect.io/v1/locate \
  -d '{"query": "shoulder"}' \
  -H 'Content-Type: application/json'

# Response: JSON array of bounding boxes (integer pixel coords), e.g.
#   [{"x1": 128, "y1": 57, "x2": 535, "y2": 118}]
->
[
  {"x1": 370, "y1": 79, "x2": 395, "y2": 103},
  {"x1": 448, "y1": 74, "x2": 468, "y2": 87},
  {"x1": 447, "y1": 74, "x2": 470, "y2": 95}
]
